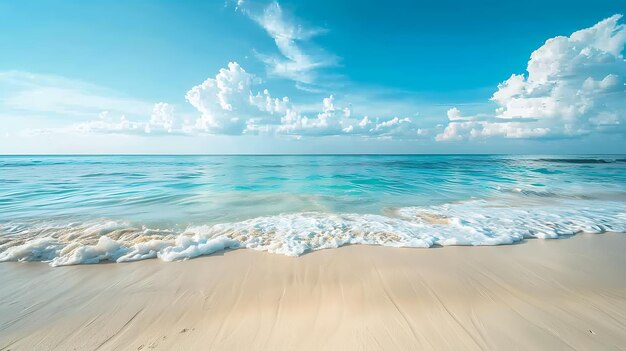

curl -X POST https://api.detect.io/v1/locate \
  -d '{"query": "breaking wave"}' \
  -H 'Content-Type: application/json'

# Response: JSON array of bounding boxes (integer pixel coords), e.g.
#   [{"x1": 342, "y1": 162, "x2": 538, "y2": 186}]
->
[{"x1": 1, "y1": 199, "x2": 624, "y2": 266}]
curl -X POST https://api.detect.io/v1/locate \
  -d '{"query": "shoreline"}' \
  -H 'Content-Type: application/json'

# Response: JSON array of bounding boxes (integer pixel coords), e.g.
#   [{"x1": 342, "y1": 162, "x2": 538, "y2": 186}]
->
[{"x1": 1, "y1": 233, "x2": 626, "y2": 350}]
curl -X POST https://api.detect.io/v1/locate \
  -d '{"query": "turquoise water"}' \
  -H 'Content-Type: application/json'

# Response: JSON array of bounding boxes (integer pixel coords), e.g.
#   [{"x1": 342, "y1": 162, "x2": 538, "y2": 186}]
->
[{"x1": 1, "y1": 155, "x2": 625, "y2": 265}]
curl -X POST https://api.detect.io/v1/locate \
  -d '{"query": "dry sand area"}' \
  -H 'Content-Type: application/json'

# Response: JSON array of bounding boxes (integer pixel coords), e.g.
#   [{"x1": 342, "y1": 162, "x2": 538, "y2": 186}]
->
[{"x1": 1, "y1": 233, "x2": 626, "y2": 350}]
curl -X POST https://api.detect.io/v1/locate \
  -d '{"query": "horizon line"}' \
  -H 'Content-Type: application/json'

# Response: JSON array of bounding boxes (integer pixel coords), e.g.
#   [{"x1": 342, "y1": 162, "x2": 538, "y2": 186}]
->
[{"x1": 1, "y1": 153, "x2": 625, "y2": 157}]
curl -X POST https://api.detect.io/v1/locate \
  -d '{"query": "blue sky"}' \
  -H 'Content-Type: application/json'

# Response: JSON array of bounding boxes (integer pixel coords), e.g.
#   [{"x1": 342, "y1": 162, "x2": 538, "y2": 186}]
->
[{"x1": 0, "y1": 0, "x2": 624, "y2": 154}]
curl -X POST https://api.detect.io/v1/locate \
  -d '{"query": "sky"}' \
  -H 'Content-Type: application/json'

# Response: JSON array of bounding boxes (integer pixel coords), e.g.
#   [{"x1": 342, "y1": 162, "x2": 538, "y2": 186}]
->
[{"x1": 0, "y1": 0, "x2": 624, "y2": 154}]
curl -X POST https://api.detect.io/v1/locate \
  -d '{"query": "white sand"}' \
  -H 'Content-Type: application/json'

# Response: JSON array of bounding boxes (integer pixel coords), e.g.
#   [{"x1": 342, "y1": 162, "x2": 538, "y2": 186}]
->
[{"x1": 1, "y1": 233, "x2": 626, "y2": 350}]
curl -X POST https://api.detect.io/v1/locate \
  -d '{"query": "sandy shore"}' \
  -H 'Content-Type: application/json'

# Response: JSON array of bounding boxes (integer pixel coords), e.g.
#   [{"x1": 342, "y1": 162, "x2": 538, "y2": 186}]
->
[{"x1": 1, "y1": 233, "x2": 626, "y2": 351}]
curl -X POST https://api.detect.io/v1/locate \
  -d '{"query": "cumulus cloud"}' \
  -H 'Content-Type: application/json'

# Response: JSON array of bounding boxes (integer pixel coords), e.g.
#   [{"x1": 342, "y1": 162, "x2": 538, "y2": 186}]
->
[
  {"x1": 239, "y1": 1, "x2": 337, "y2": 84},
  {"x1": 261, "y1": 89, "x2": 422, "y2": 138},
  {"x1": 436, "y1": 113, "x2": 550, "y2": 141},
  {"x1": 184, "y1": 62, "x2": 424, "y2": 139},
  {"x1": 145, "y1": 103, "x2": 182, "y2": 134},
  {"x1": 33, "y1": 102, "x2": 188, "y2": 137},
  {"x1": 274, "y1": 94, "x2": 350, "y2": 136},
  {"x1": 185, "y1": 62, "x2": 262, "y2": 134},
  {"x1": 438, "y1": 14, "x2": 626, "y2": 141},
  {"x1": 26, "y1": 61, "x2": 424, "y2": 139},
  {"x1": 68, "y1": 111, "x2": 146, "y2": 135}
]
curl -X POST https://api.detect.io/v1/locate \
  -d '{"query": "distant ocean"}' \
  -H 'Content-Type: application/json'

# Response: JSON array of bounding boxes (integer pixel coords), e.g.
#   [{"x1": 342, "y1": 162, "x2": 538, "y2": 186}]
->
[{"x1": 1, "y1": 155, "x2": 625, "y2": 266}]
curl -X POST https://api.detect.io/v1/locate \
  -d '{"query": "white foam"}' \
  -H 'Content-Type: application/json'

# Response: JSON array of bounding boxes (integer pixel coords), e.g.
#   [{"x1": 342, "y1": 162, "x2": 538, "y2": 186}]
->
[
  {"x1": 0, "y1": 237, "x2": 61, "y2": 262},
  {"x1": 117, "y1": 239, "x2": 175, "y2": 262},
  {"x1": 157, "y1": 236, "x2": 240, "y2": 262},
  {"x1": 50, "y1": 236, "x2": 127, "y2": 267},
  {"x1": 0, "y1": 199, "x2": 624, "y2": 266}
]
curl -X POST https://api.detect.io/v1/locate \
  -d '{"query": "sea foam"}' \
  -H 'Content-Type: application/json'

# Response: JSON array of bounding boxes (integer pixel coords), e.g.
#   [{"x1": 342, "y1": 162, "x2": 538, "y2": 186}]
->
[{"x1": 0, "y1": 199, "x2": 624, "y2": 266}]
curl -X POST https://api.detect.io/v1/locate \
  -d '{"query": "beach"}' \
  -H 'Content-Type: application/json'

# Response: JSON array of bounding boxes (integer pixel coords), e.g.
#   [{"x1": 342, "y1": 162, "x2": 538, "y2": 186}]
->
[
  {"x1": 2, "y1": 232, "x2": 625, "y2": 351},
  {"x1": 1, "y1": 0, "x2": 625, "y2": 348}
]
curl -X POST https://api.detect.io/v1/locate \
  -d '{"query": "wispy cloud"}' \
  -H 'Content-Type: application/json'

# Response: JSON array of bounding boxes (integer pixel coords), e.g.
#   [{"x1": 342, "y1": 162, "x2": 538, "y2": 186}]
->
[
  {"x1": 0, "y1": 71, "x2": 153, "y2": 118},
  {"x1": 239, "y1": 1, "x2": 338, "y2": 85},
  {"x1": 0, "y1": 71, "x2": 194, "y2": 137}
]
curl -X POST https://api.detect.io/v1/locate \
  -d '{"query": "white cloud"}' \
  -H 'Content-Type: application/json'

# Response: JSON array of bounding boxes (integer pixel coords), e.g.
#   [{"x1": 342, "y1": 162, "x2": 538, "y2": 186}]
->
[
  {"x1": 26, "y1": 61, "x2": 426, "y2": 139},
  {"x1": 275, "y1": 94, "x2": 349, "y2": 136},
  {"x1": 185, "y1": 62, "x2": 262, "y2": 134},
  {"x1": 249, "y1": 89, "x2": 291, "y2": 115},
  {"x1": 270, "y1": 94, "x2": 421, "y2": 138},
  {"x1": 446, "y1": 107, "x2": 471, "y2": 121},
  {"x1": 68, "y1": 111, "x2": 146, "y2": 135},
  {"x1": 45, "y1": 102, "x2": 185, "y2": 135},
  {"x1": 0, "y1": 71, "x2": 192, "y2": 137},
  {"x1": 436, "y1": 113, "x2": 550, "y2": 141},
  {"x1": 184, "y1": 62, "x2": 425, "y2": 139},
  {"x1": 29, "y1": 102, "x2": 190, "y2": 137},
  {"x1": 438, "y1": 14, "x2": 626, "y2": 141},
  {"x1": 240, "y1": 1, "x2": 337, "y2": 84},
  {"x1": 145, "y1": 103, "x2": 179, "y2": 134},
  {"x1": 0, "y1": 71, "x2": 153, "y2": 118}
]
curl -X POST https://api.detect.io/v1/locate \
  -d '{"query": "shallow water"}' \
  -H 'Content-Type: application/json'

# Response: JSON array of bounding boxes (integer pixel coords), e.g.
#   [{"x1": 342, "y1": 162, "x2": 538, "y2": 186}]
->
[{"x1": 1, "y1": 155, "x2": 625, "y2": 265}]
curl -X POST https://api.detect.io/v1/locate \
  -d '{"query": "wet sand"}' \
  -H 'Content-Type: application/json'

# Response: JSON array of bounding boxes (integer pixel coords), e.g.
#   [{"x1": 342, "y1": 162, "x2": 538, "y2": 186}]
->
[{"x1": 1, "y1": 233, "x2": 626, "y2": 350}]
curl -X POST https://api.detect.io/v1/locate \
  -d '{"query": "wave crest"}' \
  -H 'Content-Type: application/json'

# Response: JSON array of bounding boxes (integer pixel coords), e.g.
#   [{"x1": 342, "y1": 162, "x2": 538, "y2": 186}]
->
[{"x1": 1, "y1": 199, "x2": 625, "y2": 266}]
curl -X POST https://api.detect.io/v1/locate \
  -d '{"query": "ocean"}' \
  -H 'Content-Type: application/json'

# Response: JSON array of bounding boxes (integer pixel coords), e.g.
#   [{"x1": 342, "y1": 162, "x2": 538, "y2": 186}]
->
[{"x1": 1, "y1": 155, "x2": 625, "y2": 266}]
